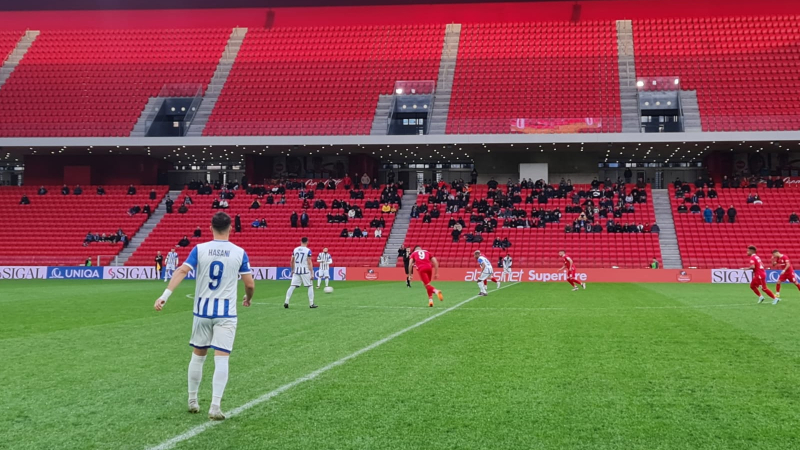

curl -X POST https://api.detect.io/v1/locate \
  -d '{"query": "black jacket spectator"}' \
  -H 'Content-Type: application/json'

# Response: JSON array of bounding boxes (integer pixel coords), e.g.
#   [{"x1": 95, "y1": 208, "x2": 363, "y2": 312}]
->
[
  {"x1": 689, "y1": 204, "x2": 701, "y2": 214},
  {"x1": 19, "y1": 195, "x2": 30, "y2": 205},
  {"x1": 487, "y1": 178, "x2": 498, "y2": 190},
  {"x1": 74, "y1": 185, "x2": 83, "y2": 195},
  {"x1": 38, "y1": 186, "x2": 47, "y2": 195},
  {"x1": 166, "y1": 197, "x2": 174, "y2": 214},
  {"x1": 715, "y1": 206, "x2": 725, "y2": 223},
  {"x1": 727, "y1": 206, "x2": 737, "y2": 223},
  {"x1": 212, "y1": 198, "x2": 221, "y2": 209},
  {"x1": 178, "y1": 205, "x2": 188, "y2": 214},
  {"x1": 143, "y1": 204, "x2": 152, "y2": 217},
  {"x1": 250, "y1": 199, "x2": 261, "y2": 209},
  {"x1": 353, "y1": 226, "x2": 363, "y2": 237},
  {"x1": 127, "y1": 185, "x2": 137, "y2": 195},
  {"x1": 340, "y1": 228, "x2": 349, "y2": 237},
  {"x1": 422, "y1": 213, "x2": 432, "y2": 224},
  {"x1": 677, "y1": 204, "x2": 688, "y2": 213},
  {"x1": 290, "y1": 212, "x2": 299, "y2": 228},
  {"x1": 61, "y1": 185, "x2": 70, "y2": 195},
  {"x1": 300, "y1": 212, "x2": 309, "y2": 228},
  {"x1": 452, "y1": 228, "x2": 461, "y2": 242},
  {"x1": 651, "y1": 223, "x2": 660, "y2": 233},
  {"x1": 430, "y1": 208, "x2": 441, "y2": 219},
  {"x1": 149, "y1": 189, "x2": 156, "y2": 201},
  {"x1": 235, "y1": 214, "x2": 242, "y2": 233},
  {"x1": 95, "y1": 186, "x2": 105, "y2": 195},
  {"x1": 721, "y1": 176, "x2": 730, "y2": 188},
  {"x1": 193, "y1": 226, "x2": 202, "y2": 238},
  {"x1": 314, "y1": 199, "x2": 327, "y2": 209},
  {"x1": 790, "y1": 213, "x2": 800, "y2": 224},
  {"x1": 178, "y1": 236, "x2": 190, "y2": 247}
]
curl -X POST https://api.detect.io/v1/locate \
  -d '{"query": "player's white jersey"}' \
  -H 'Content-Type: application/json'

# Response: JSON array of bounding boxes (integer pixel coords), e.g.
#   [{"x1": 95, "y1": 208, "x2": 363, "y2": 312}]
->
[
  {"x1": 317, "y1": 252, "x2": 333, "y2": 271},
  {"x1": 166, "y1": 251, "x2": 179, "y2": 269},
  {"x1": 477, "y1": 255, "x2": 493, "y2": 273},
  {"x1": 502, "y1": 256, "x2": 512, "y2": 270},
  {"x1": 293, "y1": 246, "x2": 313, "y2": 274},
  {"x1": 183, "y1": 240, "x2": 251, "y2": 318}
]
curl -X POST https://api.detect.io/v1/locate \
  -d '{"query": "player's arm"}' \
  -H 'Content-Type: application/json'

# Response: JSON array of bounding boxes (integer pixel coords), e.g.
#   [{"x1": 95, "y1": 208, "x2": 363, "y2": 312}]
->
[
  {"x1": 782, "y1": 258, "x2": 791, "y2": 275},
  {"x1": 241, "y1": 273, "x2": 255, "y2": 307},
  {"x1": 154, "y1": 264, "x2": 191, "y2": 311},
  {"x1": 431, "y1": 256, "x2": 439, "y2": 279},
  {"x1": 308, "y1": 257, "x2": 315, "y2": 279}
]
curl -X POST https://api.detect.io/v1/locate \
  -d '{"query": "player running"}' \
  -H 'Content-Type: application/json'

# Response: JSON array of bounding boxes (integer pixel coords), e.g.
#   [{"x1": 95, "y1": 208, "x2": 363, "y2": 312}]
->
[
  {"x1": 744, "y1": 245, "x2": 777, "y2": 304},
  {"x1": 284, "y1": 237, "x2": 318, "y2": 308},
  {"x1": 409, "y1": 246, "x2": 443, "y2": 307},
  {"x1": 474, "y1": 250, "x2": 500, "y2": 296},
  {"x1": 154, "y1": 212, "x2": 255, "y2": 421},
  {"x1": 316, "y1": 247, "x2": 333, "y2": 289},
  {"x1": 164, "y1": 248, "x2": 179, "y2": 282},
  {"x1": 559, "y1": 250, "x2": 586, "y2": 291},
  {"x1": 771, "y1": 249, "x2": 799, "y2": 303},
  {"x1": 501, "y1": 253, "x2": 513, "y2": 281}
]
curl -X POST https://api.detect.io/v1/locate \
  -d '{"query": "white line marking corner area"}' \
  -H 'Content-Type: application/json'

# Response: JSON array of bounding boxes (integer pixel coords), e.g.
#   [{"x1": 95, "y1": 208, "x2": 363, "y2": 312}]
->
[{"x1": 147, "y1": 282, "x2": 521, "y2": 450}]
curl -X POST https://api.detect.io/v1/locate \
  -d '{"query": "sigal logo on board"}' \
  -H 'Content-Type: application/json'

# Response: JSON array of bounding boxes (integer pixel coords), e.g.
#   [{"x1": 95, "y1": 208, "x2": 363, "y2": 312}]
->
[{"x1": 337, "y1": 268, "x2": 347, "y2": 281}]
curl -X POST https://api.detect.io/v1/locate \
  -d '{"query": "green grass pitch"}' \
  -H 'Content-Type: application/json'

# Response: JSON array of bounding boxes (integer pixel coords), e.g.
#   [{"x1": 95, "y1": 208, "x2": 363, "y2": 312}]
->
[{"x1": 3, "y1": 279, "x2": 800, "y2": 449}]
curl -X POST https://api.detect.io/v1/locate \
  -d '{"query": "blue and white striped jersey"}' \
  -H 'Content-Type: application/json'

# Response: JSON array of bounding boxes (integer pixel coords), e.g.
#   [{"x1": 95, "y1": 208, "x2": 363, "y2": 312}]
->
[
  {"x1": 166, "y1": 251, "x2": 179, "y2": 268},
  {"x1": 183, "y1": 240, "x2": 250, "y2": 318},
  {"x1": 502, "y1": 256, "x2": 512, "y2": 269},
  {"x1": 293, "y1": 246, "x2": 313, "y2": 274},
  {"x1": 316, "y1": 252, "x2": 333, "y2": 271},
  {"x1": 477, "y1": 255, "x2": 493, "y2": 273}
]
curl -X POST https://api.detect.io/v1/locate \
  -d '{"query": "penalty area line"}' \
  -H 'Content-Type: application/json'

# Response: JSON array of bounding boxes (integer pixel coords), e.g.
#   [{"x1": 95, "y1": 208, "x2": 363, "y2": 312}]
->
[{"x1": 146, "y1": 282, "x2": 520, "y2": 450}]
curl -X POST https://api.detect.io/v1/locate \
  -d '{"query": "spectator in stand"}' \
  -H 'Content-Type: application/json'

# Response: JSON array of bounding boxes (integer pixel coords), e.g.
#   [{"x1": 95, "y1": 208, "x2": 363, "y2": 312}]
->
[
  {"x1": 470, "y1": 168, "x2": 478, "y2": 184},
  {"x1": 251, "y1": 219, "x2": 260, "y2": 228},
  {"x1": 177, "y1": 235, "x2": 190, "y2": 247},
  {"x1": 211, "y1": 198, "x2": 221, "y2": 209},
  {"x1": 290, "y1": 211, "x2": 299, "y2": 228},
  {"x1": 651, "y1": 258, "x2": 660, "y2": 269},
  {"x1": 193, "y1": 226, "x2": 202, "y2": 238},
  {"x1": 643, "y1": 223, "x2": 652, "y2": 233},
  {"x1": 61, "y1": 185, "x2": 70, "y2": 195},
  {"x1": 791, "y1": 212, "x2": 800, "y2": 224},
  {"x1": 83, "y1": 232, "x2": 95, "y2": 246},
  {"x1": 775, "y1": 177, "x2": 785, "y2": 188},
  {"x1": 265, "y1": 194, "x2": 274, "y2": 205},
  {"x1": 353, "y1": 226, "x2": 363, "y2": 238},
  {"x1": 279, "y1": 195, "x2": 287, "y2": 205},
  {"x1": 422, "y1": 212, "x2": 432, "y2": 224},
  {"x1": 342, "y1": 174, "x2": 352, "y2": 190},
  {"x1": 752, "y1": 194, "x2": 763, "y2": 205},
  {"x1": 722, "y1": 176, "x2": 730, "y2": 188},
  {"x1": 143, "y1": 204, "x2": 152, "y2": 218},
  {"x1": 715, "y1": 205, "x2": 725, "y2": 223},
  {"x1": 128, "y1": 205, "x2": 142, "y2": 216},
  {"x1": 73, "y1": 185, "x2": 83, "y2": 195},
  {"x1": 708, "y1": 188, "x2": 718, "y2": 199},
  {"x1": 695, "y1": 176, "x2": 705, "y2": 189},
  {"x1": 19, "y1": 194, "x2": 30, "y2": 205},
  {"x1": 703, "y1": 206, "x2": 713, "y2": 223},
  {"x1": 487, "y1": 178, "x2": 499, "y2": 190},
  {"x1": 178, "y1": 204, "x2": 188, "y2": 214},
  {"x1": 95, "y1": 185, "x2": 105, "y2": 195},
  {"x1": 430, "y1": 206, "x2": 441, "y2": 219},
  {"x1": 183, "y1": 195, "x2": 193, "y2": 205},
  {"x1": 219, "y1": 199, "x2": 229, "y2": 209},
  {"x1": 340, "y1": 228, "x2": 349, "y2": 238},
  {"x1": 747, "y1": 194, "x2": 756, "y2": 204},
  {"x1": 127, "y1": 185, "x2": 137, "y2": 195},
  {"x1": 452, "y1": 224, "x2": 462, "y2": 242},
  {"x1": 235, "y1": 214, "x2": 242, "y2": 233},
  {"x1": 149, "y1": 189, "x2": 156, "y2": 201},
  {"x1": 689, "y1": 204, "x2": 701, "y2": 214},
  {"x1": 259, "y1": 218, "x2": 268, "y2": 228},
  {"x1": 374, "y1": 228, "x2": 382, "y2": 238},
  {"x1": 361, "y1": 173, "x2": 371, "y2": 190},
  {"x1": 677, "y1": 204, "x2": 688, "y2": 213},
  {"x1": 314, "y1": 199, "x2": 327, "y2": 209},
  {"x1": 300, "y1": 211, "x2": 309, "y2": 228},
  {"x1": 651, "y1": 223, "x2": 660, "y2": 234},
  {"x1": 727, "y1": 205, "x2": 737, "y2": 223},
  {"x1": 624, "y1": 167, "x2": 632, "y2": 184},
  {"x1": 38, "y1": 186, "x2": 47, "y2": 195},
  {"x1": 165, "y1": 196, "x2": 174, "y2": 214},
  {"x1": 381, "y1": 203, "x2": 391, "y2": 214}
]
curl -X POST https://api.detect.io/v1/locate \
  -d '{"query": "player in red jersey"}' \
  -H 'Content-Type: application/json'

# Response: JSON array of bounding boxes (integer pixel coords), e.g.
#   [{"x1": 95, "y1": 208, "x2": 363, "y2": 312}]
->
[
  {"x1": 409, "y1": 246, "x2": 443, "y2": 307},
  {"x1": 771, "y1": 249, "x2": 800, "y2": 303},
  {"x1": 744, "y1": 246, "x2": 776, "y2": 304},
  {"x1": 558, "y1": 250, "x2": 586, "y2": 291}
]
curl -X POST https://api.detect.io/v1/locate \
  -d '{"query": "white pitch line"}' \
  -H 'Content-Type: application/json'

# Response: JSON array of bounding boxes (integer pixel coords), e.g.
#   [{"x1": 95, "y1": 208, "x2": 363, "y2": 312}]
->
[
  {"x1": 146, "y1": 282, "x2": 520, "y2": 450},
  {"x1": 251, "y1": 302, "x2": 755, "y2": 312}
]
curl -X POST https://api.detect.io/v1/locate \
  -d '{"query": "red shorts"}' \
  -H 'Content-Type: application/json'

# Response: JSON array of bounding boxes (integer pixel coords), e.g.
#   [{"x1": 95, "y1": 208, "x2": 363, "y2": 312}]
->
[
  {"x1": 778, "y1": 271, "x2": 797, "y2": 283},
  {"x1": 417, "y1": 268, "x2": 433, "y2": 285},
  {"x1": 750, "y1": 275, "x2": 767, "y2": 290},
  {"x1": 567, "y1": 269, "x2": 576, "y2": 279}
]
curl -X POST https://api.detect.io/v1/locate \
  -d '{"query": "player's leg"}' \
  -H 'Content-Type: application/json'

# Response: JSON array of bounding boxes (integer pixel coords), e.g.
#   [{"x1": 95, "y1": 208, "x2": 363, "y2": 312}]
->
[
  {"x1": 208, "y1": 318, "x2": 237, "y2": 420},
  {"x1": 188, "y1": 317, "x2": 212, "y2": 413},
  {"x1": 491, "y1": 274, "x2": 501, "y2": 289},
  {"x1": 316, "y1": 271, "x2": 322, "y2": 288},
  {"x1": 418, "y1": 270, "x2": 434, "y2": 305},
  {"x1": 324, "y1": 273, "x2": 330, "y2": 287},
  {"x1": 305, "y1": 275, "x2": 317, "y2": 308},
  {"x1": 760, "y1": 278, "x2": 777, "y2": 301},
  {"x1": 285, "y1": 275, "x2": 300, "y2": 307},
  {"x1": 751, "y1": 278, "x2": 765, "y2": 302}
]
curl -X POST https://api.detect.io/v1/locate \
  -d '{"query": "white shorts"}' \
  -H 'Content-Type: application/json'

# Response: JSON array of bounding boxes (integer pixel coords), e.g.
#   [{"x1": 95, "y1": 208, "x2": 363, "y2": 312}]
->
[
  {"x1": 478, "y1": 271, "x2": 494, "y2": 281},
  {"x1": 190, "y1": 317, "x2": 237, "y2": 353},
  {"x1": 316, "y1": 268, "x2": 330, "y2": 279},
  {"x1": 503, "y1": 267, "x2": 512, "y2": 274},
  {"x1": 166, "y1": 264, "x2": 176, "y2": 271},
  {"x1": 291, "y1": 273, "x2": 313, "y2": 287}
]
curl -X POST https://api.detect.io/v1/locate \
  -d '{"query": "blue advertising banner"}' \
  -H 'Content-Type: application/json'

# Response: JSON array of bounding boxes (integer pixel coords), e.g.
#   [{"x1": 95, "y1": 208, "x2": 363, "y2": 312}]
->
[{"x1": 46, "y1": 266, "x2": 104, "y2": 280}]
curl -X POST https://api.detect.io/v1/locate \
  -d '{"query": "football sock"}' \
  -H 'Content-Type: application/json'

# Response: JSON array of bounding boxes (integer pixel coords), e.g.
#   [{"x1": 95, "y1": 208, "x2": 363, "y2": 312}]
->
[
  {"x1": 188, "y1": 354, "x2": 206, "y2": 401},
  {"x1": 477, "y1": 281, "x2": 484, "y2": 293},
  {"x1": 284, "y1": 286, "x2": 296, "y2": 304},
  {"x1": 211, "y1": 356, "x2": 229, "y2": 408},
  {"x1": 325, "y1": 279, "x2": 329, "y2": 287},
  {"x1": 308, "y1": 286, "x2": 315, "y2": 305},
  {"x1": 776, "y1": 283, "x2": 782, "y2": 293},
  {"x1": 317, "y1": 278, "x2": 322, "y2": 287}
]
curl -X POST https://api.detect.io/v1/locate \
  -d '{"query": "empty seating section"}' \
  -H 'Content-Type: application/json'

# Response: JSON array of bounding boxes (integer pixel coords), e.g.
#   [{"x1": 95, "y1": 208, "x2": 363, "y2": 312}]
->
[
  {"x1": 126, "y1": 186, "x2": 398, "y2": 267},
  {"x1": 634, "y1": 16, "x2": 800, "y2": 132},
  {"x1": 204, "y1": 25, "x2": 443, "y2": 136},
  {"x1": 0, "y1": 31, "x2": 22, "y2": 62},
  {"x1": 447, "y1": 22, "x2": 622, "y2": 134},
  {"x1": 0, "y1": 29, "x2": 229, "y2": 137},
  {"x1": 404, "y1": 185, "x2": 659, "y2": 268},
  {"x1": 0, "y1": 186, "x2": 165, "y2": 266},
  {"x1": 669, "y1": 186, "x2": 800, "y2": 268}
]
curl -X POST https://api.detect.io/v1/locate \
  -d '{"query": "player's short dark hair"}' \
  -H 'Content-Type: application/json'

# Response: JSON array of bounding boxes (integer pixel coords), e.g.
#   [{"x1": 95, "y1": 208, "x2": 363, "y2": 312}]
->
[
  {"x1": 211, "y1": 212, "x2": 232, "y2": 233},
  {"x1": 773, "y1": 249, "x2": 780, "y2": 253},
  {"x1": 414, "y1": 245, "x2": 421, "y2": 250},
  {"x1": 748, "y1": 245, "x2": 757, "y2": 252},
  {"x1": 301, "y1": 237, "x2": 309, "y2": 244}
]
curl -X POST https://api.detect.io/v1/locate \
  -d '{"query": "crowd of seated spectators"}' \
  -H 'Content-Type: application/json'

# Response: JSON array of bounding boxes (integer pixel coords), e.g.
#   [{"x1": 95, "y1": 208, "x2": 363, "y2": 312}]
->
[
  {"x1": 340, "y1": 227, "x2": 382, "y2": 238},
  {"x1": 83, "y1": 229, "x2": 129, "y2": 247}
]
